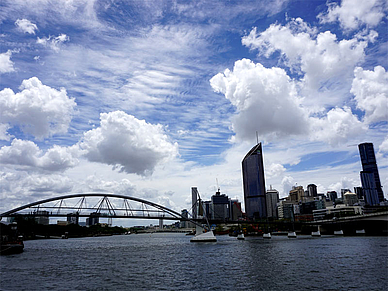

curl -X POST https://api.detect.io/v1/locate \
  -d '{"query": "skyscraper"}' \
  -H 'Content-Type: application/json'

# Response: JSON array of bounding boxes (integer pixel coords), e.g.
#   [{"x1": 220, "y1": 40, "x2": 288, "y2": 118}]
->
[
  {"x1": 358, "y1": 142, "x2": 384, "y2": 205},
  {"x1": 242, "y1": 142, "x2": 267, "y2": 219}
]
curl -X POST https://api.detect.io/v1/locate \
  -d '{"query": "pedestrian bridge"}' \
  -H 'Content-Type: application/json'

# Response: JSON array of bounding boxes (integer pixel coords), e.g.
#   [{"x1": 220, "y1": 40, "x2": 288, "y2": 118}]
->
[{"x1": 0, "y1": 193, "x2": 193, "y2": 223}]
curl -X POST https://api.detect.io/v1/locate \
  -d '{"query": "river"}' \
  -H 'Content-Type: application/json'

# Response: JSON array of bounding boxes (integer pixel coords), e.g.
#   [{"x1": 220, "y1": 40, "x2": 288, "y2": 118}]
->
[{"x1": 1, "y1": 234, "x2": 387, "y2": 290}]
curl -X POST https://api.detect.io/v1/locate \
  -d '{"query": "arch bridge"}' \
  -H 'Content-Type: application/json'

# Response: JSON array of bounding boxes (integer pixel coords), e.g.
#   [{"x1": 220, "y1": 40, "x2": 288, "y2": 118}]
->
[{"x1": 0, "y1": 193, "x2": 197, "y2": 225}]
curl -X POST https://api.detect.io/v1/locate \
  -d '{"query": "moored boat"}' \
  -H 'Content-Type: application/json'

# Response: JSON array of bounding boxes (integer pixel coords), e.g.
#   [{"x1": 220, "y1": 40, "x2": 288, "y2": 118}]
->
[
  {"x1": 356, "y1": 229, "x2": 366, "y2": 235},
  {"x1": 311, "y1": 231, "x2": 321, "y2": 237},
  {"x1": 237, "y1": 233, "x2": 245, "y2": 240},
  {"x1": 1, "y1": 240, "x2": 24, "y2": 255},
  {"x1": 288, "y1": 232, "x2": 297, "y2": 238},
  {"x1": 263, "y1": 233, "x2": 271, "y2": 239},
  {"x1": 334, "y1": 230, "x2": 344, "y2": 235}
]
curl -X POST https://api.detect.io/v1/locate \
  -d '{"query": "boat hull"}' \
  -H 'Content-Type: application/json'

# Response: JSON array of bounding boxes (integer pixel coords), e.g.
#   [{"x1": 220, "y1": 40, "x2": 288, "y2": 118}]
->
[
  {"x1": 288, "y1": 232, "x2": 297, "y2": 238},
  {"x1": 190, "y1": 231, "x2": 217, "y2": 242},
  {"x1": 1, "y1": 243, "x2": 24, "y2": 255}
]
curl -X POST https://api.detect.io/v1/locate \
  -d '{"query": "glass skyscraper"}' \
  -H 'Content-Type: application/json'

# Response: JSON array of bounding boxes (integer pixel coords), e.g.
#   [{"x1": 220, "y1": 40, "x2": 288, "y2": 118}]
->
[
  {"x1": 242, "y1": 142, "x2": 267, "y2": 219},
  {"x1": 358, "y1": 142, "x2": 384, "y2": 205}
]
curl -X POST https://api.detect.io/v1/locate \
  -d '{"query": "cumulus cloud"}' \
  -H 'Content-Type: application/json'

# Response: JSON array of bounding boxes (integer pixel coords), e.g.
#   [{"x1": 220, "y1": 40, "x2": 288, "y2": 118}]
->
[
  {"x1": 0, "y1": 50, "x2": 15, "y2": 74},
  {"x1": 0, "y1": 171, "x2": 72, "y2": 208},
  {"x1": 37, "y1": 33, "x2": 69, "y2": 52},
  {"x1": 310, "y1": 107, "x2": 366, "y2": 146},
  {"x1": 318, "y1": 0, "x2": 387, "y2": 31},
  {"x1": 327, "y1": 177, "x2": 359, "y2": 195},
  {"x1": 85, "y1": 176, "x2": 136, "y2": 195},
  {"x1": 266, "y1": 163, "x2": 286, "y2": 178},
  {"x1": 15, "y1": 18, "x2": 38, "y2": 34},
  {"x1": 242, "y1": 19, "x2": 367, "y2": 95},
  {"x1": 0, "y1": 124, "x2": 12, "y2": 141},
  {"x1": 211, "y1": 59, "x2": 366, "y2": 145},
  {"x1": 281, "y1": 176, "x2": 294, "y2": 197},
  {"x1": 379, "y1": 136, "x2": 388, "y2": 153},
  {"x1": 351, "y1": 66, "x2": 388, "y2": 124},
  {"x1": 79, "y1": 111, "x2": 179, "y2": 175},
  {"x1": 0, "y1": 77, "x2": 77, "y2": 140},
  {"x1": 210, "y1": 59, "x2": 308, "y2": 141},
  {"x1": 0, "y1": 139, "x2": 79, "y2": 172}
]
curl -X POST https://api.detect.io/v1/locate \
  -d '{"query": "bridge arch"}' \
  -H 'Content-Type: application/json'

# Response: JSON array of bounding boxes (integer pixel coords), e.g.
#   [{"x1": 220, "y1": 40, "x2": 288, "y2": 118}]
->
[{"x1": 0, "y1": 193, "x2": 196, "y2": 225}]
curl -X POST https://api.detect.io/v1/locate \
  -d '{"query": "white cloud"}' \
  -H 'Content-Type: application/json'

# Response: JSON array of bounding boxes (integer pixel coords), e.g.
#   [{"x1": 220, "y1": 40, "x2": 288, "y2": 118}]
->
[
  {"x1": 210, "y1": 59, "x2": 308, "y2": 141},
  {"x1": 242, "y1": 19, "x2": 368, "y2": 97},
  {"x1": 0, "y1": 77, "x2": 77, "y2": 140},
  {"x1": 318, "y1": 0, "x2": 388, "y2": 31},
  {"x1": 0, "y1": 139, "x2": 79, "y2": 172},
  {"x1": 15, "y1": 18, "x2": 38, "y2": 34},
  {"x1": 37, "y1": 33, "x2": 69, "y2": 52},
  {"x1": 327, "y1": 176, "x2": 359, "y2": 195},
  {"x1": 0, "y1": 50, "x2": 15, "y2": 74},
  {"x1": 351, "y1": 66, "x2": 388, "y2": 124},
  {"x1": 266, "y1": 163, "x2": 286, "y2": 178},
  {"x1": 379, "y1": 136, "x2": 388, "y2": 153},
  {"x1": 79, "y1": 111, "x2": 178, "y2": 175},
  {"x1": 85, "y1": 176, "x2": 136, "y2": 195},
  {"x1": 281, "y1": 176, "x2": 294, "y2": 198},
  {"x1": 0, "y1": 124, "x2": 12, "y2": 141},
  {"x1": 310, "y1": 107, "x2": 366, "y2": 146}
]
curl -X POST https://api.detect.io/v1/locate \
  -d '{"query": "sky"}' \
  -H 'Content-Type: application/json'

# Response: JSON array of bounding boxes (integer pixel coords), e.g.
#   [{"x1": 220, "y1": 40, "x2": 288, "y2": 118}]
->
[{"x1": 0, "y1": 0, "x2": 387, "y2": 226}]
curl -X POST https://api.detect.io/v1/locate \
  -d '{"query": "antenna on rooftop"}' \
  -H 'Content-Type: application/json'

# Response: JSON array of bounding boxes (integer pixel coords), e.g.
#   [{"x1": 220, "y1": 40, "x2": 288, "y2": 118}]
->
[
  {"x1": 216, "y1": 178, "x2": 220, "y2": 193},
  {"x1": 256, "y1": 131, "x2": 259, "y2": 144}
]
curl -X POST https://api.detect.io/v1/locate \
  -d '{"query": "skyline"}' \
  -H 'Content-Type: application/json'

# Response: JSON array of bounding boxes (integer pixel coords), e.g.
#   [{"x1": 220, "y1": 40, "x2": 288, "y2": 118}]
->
[{"x1": 0, "y1": 0, "x2": 387, "y2": 226}]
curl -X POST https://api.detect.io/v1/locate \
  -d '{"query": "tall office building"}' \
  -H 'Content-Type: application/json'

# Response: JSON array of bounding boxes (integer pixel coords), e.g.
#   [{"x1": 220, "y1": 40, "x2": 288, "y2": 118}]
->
[
  {"x1": 307, "y1": 184, "x2": 318, "y2": 197},
  {"x1": 266, "y1": 188, "x2": 279, "y2": 219},
  {"x1": 242, "y1": 142, "x2": 267, "y2": 219},
  {"x1": 358, "y1": 143, "x2": 384, "y2": 205}
]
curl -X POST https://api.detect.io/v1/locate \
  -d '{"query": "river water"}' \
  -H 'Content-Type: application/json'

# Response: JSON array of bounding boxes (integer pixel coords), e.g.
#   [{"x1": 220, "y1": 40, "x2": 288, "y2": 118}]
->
[{"x1": 1, "y1": 234, "x2": 387, "y2": 290}]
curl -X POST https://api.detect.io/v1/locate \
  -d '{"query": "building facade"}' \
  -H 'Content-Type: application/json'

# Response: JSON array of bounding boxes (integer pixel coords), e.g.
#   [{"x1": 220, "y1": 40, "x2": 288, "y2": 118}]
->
[
  {"x1": 242, "y1": 143, "x2": 267, "y2": 219},
  {"x1": 307, "y1": 184, "x2": 318, "y2": 197},
  {"x1": 211, "y1": 191, "x2": 229, "y2": 221},
  {"x1": 358, "y1": 142, "x2": 384, "y2": 204},
  {"x1": 266, "y1": 188, "x2": 279, "y2": 219}
]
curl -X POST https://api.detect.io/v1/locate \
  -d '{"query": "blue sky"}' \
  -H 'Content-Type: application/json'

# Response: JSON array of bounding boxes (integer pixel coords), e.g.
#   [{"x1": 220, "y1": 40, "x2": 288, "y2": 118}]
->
[{"x1": 0, "y1": 0, "x2": 387, "y2": 225}]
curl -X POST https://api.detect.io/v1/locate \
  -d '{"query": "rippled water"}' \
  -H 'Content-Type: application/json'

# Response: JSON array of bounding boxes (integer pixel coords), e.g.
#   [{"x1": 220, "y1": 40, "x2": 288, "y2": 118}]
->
[{"x1": 1, "y1": 234, "x2": 387, "y2": 290}]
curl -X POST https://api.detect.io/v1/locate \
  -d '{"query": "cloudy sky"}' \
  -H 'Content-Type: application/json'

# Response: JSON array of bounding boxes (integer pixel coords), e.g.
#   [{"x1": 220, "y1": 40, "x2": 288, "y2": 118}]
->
[{"x1": 0, "y1": 0, "x2": 387, "y2": 225}]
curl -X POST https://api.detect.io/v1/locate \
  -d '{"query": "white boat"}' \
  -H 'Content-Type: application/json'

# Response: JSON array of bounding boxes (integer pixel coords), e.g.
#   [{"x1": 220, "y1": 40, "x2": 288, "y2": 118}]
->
[
  {"x1": 334, "y1": 230, "x2": 343, "y2": 235},
  {"x1": 237, "y1": 233, "x2": 245, "y2": 240},
  {"x1": 288, "y1": 232, "x2": 297, "y2": 238},
  {"x1": 190, "y1": 230, "x2": 217, "y2": 242},
  {"x1": 311, "y1": 231, "x2": 321, "y2": 237},
  {"x1": 356, "y1": 229, "x2": 366, "y2": 235},
  {"x1": 263, "y1": 233, "x2": 271, "y2": 239}
]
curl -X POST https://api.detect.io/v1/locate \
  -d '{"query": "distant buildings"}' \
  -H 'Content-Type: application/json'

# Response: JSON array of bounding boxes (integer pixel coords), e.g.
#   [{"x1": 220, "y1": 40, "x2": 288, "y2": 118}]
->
[
  {"x1": 307, "y1": 184, "x2": 318, "y2": 197},
  {"x1": 211, "y1": 190, "x2": 229, "y2": 220},
  {"x1": 190, "y1": 187, "x2": 243, "y2": 223},
  {"x1": 266, "y1": 187, "x2": 279, "y2": 219},
  {"x1": 34, "y1": 210, "x2": 49, "y2": 225},
  {"x1": 242, "y1": 142, "x2": 267, "y2": 219},
  {"x1": 359, "y1": 142, "x2": 384, "y2": 205}
]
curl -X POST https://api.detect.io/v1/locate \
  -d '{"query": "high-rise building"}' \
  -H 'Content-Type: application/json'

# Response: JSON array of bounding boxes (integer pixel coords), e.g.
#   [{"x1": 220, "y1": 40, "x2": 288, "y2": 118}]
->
[
  {"x1": 307, "y1": 184, "x2": 318, "y2": 197},
  {"x1": 341, "y1": 189, "x2": 351, "y2": 198},
  {"x1": 289, "y1": 186, "x2": 304, "y2": 203},
  {"x1": 266, "y1": 188, "x2": 279, "y2": 219},
  {"x1": 354, "y1": 187, "x2": 364, "y2": 200},
  {"x1": 230, "y1": 199, "x2": 243, "y2": 221},
  {"x1": 358, "y1": 143, "x2": 384, "y2": 204},
  {"x1": 211, "y1": 191, "x2": 229, "y2": 221},
  {"x1": 242, "y1": 142, "x2": 267, "y2": 219},
  {"x1": 327, "y1": 191, "x2": 337, "y2": 202}
]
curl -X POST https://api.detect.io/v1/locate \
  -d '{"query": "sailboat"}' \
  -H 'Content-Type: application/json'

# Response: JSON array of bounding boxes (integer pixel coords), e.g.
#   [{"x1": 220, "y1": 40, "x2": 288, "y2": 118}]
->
[{"x1": 190, "y1": 189, "x2": 217, "y2": 242}]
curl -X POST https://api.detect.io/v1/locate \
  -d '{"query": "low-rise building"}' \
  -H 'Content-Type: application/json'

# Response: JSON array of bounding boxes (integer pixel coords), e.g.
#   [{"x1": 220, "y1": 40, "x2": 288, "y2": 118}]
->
[{"x1": 313, "y1": 205, "x2": 363, "y2": 221}]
